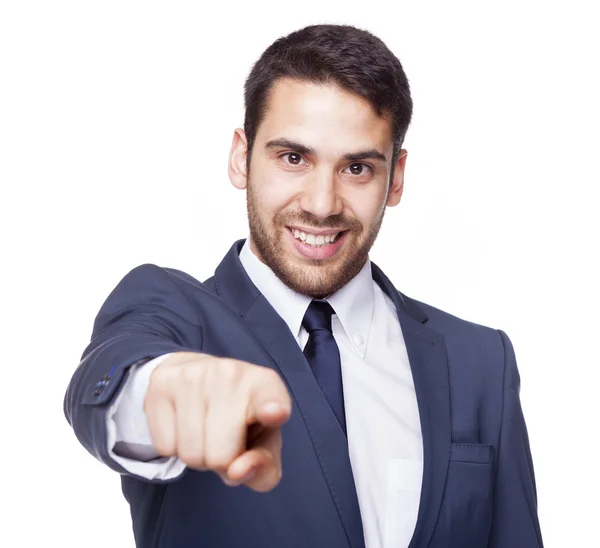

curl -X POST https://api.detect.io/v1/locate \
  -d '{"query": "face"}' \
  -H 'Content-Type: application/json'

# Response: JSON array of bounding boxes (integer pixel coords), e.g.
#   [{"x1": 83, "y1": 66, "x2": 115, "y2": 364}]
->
[{"x1": 229, "y1": 78, "x2": 407, "y2": 299}]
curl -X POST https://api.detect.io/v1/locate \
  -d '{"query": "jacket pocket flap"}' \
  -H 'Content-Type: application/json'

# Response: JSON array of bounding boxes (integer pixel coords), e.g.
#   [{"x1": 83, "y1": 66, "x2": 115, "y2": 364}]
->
[{"x1": 450, "y1": 443, "x2": 494, "y2": 464}]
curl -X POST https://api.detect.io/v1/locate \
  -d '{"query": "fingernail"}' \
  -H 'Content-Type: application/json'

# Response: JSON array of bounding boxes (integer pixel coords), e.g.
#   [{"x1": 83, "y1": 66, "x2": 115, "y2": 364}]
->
[
  {"x1": 240, "y1": 467, "x2": 257, "y2": 483},
  {"x1": 262, "y1": 402, "x2": 285, "y2": 414}
]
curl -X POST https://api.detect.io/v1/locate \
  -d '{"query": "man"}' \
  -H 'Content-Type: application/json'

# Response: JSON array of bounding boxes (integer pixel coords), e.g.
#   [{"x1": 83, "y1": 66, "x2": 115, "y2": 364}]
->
[{"x1": 64, "y1": 24, "x2": 543, "y2": 548}]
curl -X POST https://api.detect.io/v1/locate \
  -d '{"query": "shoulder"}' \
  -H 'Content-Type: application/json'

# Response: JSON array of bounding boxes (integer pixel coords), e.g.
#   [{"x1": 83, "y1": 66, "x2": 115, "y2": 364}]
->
[
  {"x1": 116, "y1": 263, "x2": 205, "y2": 288},
  {"x1": 108, "y1": 263, "x2": 217, "y2": 298},
  {"x1": 400, "y1": 294, "x2": 514, "y2": 413},
  {"x1": 401, "y1": 292, "x2": 507, "y2": 363},
  {"x1": 94, "y1": 264, "x2": 213, "y2": 330}
]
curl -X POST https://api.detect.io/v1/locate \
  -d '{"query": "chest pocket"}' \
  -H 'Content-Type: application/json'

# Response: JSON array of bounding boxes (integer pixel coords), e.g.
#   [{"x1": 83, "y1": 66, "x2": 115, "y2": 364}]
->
[{"x1": 430, "y1": 443, "x2": 495, "y2": 547}]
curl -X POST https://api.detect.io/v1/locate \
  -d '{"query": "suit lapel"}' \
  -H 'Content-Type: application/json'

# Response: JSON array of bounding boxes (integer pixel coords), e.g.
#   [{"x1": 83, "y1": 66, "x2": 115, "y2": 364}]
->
[
  {"x1": 371, "y1": 263, "x2": 451, "y2": 548},
  {"x1": 214, "y1": 241, "x2": 365, "y2": 548},
  {"x1": 213, "y1": 241, "x2": 451, "y2": 548}
]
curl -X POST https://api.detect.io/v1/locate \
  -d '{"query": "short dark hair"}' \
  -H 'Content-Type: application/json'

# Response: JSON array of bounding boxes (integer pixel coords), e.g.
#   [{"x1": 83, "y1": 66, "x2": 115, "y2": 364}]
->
[{"x1": 243, "y1": 24, "x2": 413, "y2": 178}]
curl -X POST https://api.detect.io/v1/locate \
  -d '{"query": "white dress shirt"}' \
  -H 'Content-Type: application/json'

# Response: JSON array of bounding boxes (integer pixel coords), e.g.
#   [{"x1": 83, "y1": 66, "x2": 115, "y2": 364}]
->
[{"x1": 107, "y1": 239, "x2": 423, "y2": 548}]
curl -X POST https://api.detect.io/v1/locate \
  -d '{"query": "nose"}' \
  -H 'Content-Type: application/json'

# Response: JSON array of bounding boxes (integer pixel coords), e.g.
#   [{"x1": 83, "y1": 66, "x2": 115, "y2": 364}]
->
[{"x1": 299, "y1": 168, "x2": 343, "y2": 221}]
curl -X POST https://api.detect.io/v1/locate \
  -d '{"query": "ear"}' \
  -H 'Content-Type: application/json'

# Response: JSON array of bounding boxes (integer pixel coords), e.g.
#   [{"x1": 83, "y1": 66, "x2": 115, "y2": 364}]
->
[
  {"x1": 228, "y1": 128, "x2": 249, "y2": 190},
  {"x1": 386, "y1": 149, "x2": 407, "y2": 207}
]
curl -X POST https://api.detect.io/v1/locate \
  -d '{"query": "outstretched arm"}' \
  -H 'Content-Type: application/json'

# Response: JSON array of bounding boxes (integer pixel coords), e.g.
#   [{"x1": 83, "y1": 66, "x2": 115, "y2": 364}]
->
[{"x1": 63, "y1": 264, "x2": 201, "y2": 478}]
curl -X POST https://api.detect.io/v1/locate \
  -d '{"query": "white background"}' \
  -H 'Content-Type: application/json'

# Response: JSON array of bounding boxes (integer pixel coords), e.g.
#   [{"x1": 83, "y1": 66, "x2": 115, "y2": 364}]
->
[{"x1": 1, "y1": 1, "x2": 598, "y2": 546}]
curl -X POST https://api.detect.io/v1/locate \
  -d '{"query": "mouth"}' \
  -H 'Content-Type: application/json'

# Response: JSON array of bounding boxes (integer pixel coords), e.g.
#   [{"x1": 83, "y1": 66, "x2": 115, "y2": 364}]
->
[{"x1": 286, "y1": 226, "x2": 349, "y2": 259}]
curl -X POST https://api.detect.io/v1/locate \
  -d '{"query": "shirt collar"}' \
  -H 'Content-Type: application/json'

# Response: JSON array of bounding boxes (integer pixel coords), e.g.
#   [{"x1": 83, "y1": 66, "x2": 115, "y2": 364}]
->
[
  {"x1": 326, "y1": 256, "x2": 374, "y2": 358},
  {"x1": 239, "y1": 238, "x2": 374, "y2": 357},
  {"x1": 239, "y1": 239, "x2": 311, "y2": 340}
]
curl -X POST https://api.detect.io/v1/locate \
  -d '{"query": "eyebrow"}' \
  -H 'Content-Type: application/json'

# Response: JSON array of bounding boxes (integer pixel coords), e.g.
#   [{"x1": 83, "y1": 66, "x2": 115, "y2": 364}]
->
[{"x1": 264, "y1": 138, "x2": 387, "y2": 163}]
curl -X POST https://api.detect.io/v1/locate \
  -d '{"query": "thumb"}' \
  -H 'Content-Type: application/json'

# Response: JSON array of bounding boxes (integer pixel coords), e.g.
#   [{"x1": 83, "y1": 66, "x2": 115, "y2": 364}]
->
[{"x1": 225, "y1": 426, "x2": 283, "y2": 492}]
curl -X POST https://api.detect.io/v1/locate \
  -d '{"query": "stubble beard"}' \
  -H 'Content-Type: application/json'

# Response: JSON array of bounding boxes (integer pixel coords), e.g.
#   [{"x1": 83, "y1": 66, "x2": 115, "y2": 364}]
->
[{"x1": 246, "y1": 182, "x2": 385, "y2": 299}]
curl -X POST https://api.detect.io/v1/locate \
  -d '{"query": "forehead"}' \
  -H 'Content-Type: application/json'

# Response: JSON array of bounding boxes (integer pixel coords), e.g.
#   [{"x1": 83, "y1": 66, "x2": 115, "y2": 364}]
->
[{"x1": 256, "y1": 77, "x2": 393, "y2": 156}]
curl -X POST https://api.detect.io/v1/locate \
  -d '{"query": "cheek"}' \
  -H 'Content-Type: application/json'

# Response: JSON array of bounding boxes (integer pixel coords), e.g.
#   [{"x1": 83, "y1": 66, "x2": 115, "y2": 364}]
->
[
  {"x1": 258, "y1": 187, "x2": 294, "y2": 219},
  {"x1": 255, "y1": 177, "x2": 298, "y2": 215},
  {"x1": 347, "y1": 191, "x2": 387, "y2": 227},
  {"x1": 250, "y1": 166, "x2": 288, "y2": 202},
  {"x1": 250, "y1": 189, "x2": 295, "y2": 232}
]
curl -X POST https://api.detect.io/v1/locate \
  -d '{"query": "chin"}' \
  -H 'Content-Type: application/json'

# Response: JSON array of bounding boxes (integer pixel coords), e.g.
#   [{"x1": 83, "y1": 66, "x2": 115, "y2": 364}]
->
[{"x1": 277, "y1": 260, "x2": 349, "y2": 299}]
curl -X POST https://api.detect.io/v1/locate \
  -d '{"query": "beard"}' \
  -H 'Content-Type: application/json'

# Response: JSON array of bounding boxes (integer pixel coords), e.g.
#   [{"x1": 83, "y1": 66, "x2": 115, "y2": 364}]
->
[{"x1": 246, "y1": 182, "x2": 385, "y2": 299}]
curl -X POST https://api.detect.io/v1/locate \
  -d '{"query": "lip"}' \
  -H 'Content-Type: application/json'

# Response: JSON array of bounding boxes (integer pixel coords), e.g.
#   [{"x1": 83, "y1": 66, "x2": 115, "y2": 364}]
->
[{"x1": 286, "y1": 227, "x2": 348, "y2": 260}]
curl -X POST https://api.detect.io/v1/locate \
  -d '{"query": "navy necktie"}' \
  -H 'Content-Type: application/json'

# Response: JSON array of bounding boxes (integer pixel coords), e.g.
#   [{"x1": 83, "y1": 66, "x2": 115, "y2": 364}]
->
[{"x1": 302, "y1": 300, "x2": 347, "y2": 436}]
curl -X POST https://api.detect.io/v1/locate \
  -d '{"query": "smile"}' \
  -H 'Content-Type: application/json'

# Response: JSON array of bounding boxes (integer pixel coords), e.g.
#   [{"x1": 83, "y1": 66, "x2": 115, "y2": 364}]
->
[
  {"x1": 286, "y1": 226, "x2": 348, "y2": 259},
  {"x1": 289, "y1": 228, "x2": 343, "y2": 247}
]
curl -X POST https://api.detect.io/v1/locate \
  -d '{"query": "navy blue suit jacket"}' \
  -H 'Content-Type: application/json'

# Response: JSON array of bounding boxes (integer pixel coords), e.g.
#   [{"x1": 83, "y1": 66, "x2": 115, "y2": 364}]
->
[{"x1": 64, "y1": 240, "x2": 543, "y2": 547}]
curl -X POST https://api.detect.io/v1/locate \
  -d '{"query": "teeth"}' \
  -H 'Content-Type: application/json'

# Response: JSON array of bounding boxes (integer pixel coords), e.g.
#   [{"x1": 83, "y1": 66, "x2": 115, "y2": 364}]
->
[{"x1": 291, "y1": 229, "x2": 340, "y2": 247}]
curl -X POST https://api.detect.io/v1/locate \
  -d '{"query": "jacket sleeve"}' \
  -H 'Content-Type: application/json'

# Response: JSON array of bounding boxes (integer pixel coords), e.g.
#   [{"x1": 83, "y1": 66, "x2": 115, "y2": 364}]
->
[
  {"x1": 63, "y1": 263, "x2": 203, "y2": 479},
  {"x1": 488, "y1": 330, "x2": 544, "y2": 547}
]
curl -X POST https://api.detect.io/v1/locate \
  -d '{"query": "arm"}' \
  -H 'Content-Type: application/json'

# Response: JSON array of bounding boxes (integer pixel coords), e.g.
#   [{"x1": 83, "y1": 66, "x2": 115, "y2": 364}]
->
[
  {"x1": 488, "y1": 330, "x2": 544, "y2": 547},
  {"x1": 63, "y1": 264, "x2": 201, "y2": 479}
]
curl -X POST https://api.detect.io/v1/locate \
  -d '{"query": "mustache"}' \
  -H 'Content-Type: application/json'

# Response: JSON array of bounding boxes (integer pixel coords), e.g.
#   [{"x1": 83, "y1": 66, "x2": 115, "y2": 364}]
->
[{"x1": 275, "y1": 211, "x2": 361, "y2": 232}]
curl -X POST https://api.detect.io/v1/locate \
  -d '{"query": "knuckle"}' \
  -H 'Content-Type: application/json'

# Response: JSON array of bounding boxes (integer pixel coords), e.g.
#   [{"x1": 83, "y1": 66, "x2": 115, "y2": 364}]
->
[
  {"x1": 199, "y1": 358, "x2": 245, "y2": 390},
  {"x1": 215, "y1": 359, "x2": 241, "y2": 383},
  {"x1": 152, "y1": 439, "x2": 174, "y2": 457},
  {"x1": 177, "y1": 436, "x2": 206, "y2": 469},
  {"x1": 204, "y1": 439, "x2": 241, "y2": 472},
  {"x1": 178, "y1": 448, "x2": 206, "y2": 469},
  {"x1": 148, "y1": 366, "x2": 171, "y2": 393},
  {"x1": 179, "y1": 363, "x2": 205, "y2": 385}
]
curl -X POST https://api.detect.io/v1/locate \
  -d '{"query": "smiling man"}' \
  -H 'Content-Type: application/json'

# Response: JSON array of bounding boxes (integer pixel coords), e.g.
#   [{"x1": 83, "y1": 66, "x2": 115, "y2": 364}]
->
[{"x1": 64, "y1": 24, "x2": 543, "y2": 548}]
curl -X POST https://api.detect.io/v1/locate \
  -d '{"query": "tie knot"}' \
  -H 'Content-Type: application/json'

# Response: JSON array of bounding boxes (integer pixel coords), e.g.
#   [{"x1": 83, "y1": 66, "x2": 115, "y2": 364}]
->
[{"x1": 302, "y1": 300, "x2": 335, "y2": 334}]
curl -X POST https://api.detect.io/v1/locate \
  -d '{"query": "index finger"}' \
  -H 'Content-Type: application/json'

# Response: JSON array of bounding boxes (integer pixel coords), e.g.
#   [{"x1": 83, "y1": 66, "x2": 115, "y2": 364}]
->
[{"x1": 245, "y1": 367, "x2": 292, "y2": 427}]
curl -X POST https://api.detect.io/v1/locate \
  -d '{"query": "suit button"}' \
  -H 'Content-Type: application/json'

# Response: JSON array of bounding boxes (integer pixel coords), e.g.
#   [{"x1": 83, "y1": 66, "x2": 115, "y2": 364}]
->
[
  {"x1": 94, "y1": 378, "x2": 109, "y2": 396},
  {"x1": 93, "y1": 369, "x2": 116, "y2": 396}
]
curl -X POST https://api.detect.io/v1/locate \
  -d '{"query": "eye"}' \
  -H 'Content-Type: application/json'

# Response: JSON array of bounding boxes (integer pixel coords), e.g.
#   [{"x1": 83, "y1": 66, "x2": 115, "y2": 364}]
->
[
  {"x1": 344, "y1": 163, "x2": 372, "y2": 176},
  {"x1": 280, "y1": 152, "x2": 305, "y2": 165}
]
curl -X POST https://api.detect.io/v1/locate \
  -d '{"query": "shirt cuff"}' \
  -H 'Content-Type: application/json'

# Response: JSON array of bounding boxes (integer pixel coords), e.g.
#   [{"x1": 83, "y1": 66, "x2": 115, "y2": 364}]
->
[{"x1": 106, "y1": 353, "x2": 186, "y2": 480}]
